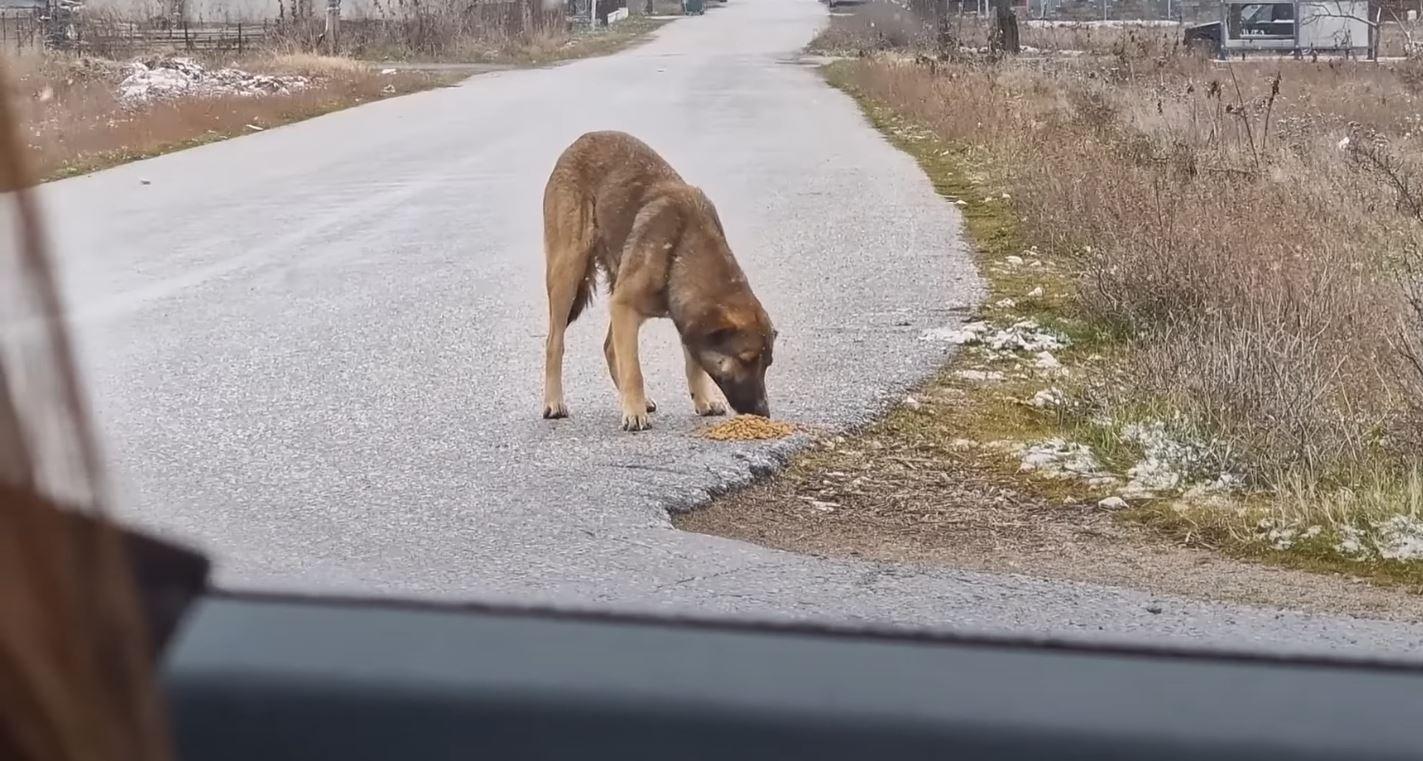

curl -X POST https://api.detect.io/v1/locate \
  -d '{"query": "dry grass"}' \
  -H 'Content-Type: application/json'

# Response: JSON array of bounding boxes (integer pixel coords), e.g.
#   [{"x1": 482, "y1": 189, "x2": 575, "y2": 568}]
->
[
  {"x1": 2, "y1": 52, "x2": 454, "y2": 181},
  {"x1": 733, "y1": 2, "x2": 1423, "y2": 582},
  {"x1": 831, "y1": 39, "x2": 1423, "y2": 490}
]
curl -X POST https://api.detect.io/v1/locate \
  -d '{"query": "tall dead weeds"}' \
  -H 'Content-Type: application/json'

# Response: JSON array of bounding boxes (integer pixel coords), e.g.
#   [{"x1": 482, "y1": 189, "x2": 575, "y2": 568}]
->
[{"x1": 837, "y1": 33, "x2": 1423, "y2": 506}]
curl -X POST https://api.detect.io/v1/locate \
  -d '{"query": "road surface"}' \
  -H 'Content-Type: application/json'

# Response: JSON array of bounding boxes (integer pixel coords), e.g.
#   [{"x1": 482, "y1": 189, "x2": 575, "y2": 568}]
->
[{"x1": 42, "y1": 0, "x2": 1423, "y2": 654}]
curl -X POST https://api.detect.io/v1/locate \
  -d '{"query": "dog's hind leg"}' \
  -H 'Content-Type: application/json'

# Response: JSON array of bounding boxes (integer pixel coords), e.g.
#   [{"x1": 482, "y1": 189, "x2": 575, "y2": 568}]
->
[
  {"x1": 604, "y1": 326, "x2": 656, "y2": 413},
  {"x1": 541, "y1": 185, "x2": 596, "y2": 420}
]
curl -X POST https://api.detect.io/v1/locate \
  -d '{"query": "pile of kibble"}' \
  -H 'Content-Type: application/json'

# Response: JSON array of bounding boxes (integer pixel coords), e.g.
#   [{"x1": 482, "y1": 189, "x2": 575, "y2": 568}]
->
[{"x1": 699, "y1": 415, "x2": 796, "y2": 441}]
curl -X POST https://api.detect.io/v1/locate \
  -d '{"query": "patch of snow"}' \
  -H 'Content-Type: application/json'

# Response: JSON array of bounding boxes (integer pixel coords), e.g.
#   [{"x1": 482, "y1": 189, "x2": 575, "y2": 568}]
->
[
  {"x1": 1118, "y1": 420, "x2": 1232, "y2": 499},
  {"x1": 1335, "y1": 525, "x2": 1369, "y2": 558},
  {"x1": 1267, "y1": 526, "x2": 1298, "y2": 550},
  {"x1": 1374, "y1": 515, "x2": 1423, "y2": 561},
  {"x1": 954, "y1": 369, "x2": 1005, "y2": 383},
  {"x1": 983, "y1": 320, "x2": 1068, "y2": 352},
  {"x1": 1019, "y1": 438, "x2": 1102, "y2": 479},
  {"x1": 1029, "y1": 387, "x2": 1064, "y2": 409},
  {"x1": 921, "y1": 321, "x2": 988, "y2": 344},
  {"x1": 1034, "y1": 351, "x2": 1061, "y2": 370}
]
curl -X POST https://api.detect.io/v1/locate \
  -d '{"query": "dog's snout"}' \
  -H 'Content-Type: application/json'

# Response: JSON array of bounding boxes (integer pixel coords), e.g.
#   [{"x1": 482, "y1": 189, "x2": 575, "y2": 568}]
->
[{"x1": 718, "y1": 378, "x2": 770, "y2": 418}]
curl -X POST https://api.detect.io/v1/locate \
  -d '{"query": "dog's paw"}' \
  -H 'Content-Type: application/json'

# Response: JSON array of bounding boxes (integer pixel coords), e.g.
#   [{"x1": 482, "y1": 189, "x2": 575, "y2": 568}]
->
[
  {"x1": 542, "y1": 401, "x2": 570, "y2": 419},
  {"x1": 621, "y1": 409, "x2": 651, "y2": 432},
  {"x1": 646, "y1": 398, "x2": 658, "y2": 413},
  {"x1": 693, "y1": 398, "x2": 726, "y2": 417}
]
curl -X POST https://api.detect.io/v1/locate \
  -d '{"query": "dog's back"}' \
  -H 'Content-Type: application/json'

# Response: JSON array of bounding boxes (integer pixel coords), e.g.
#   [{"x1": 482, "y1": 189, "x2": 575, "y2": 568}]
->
[{"x1": 544, "y1": 132, "x2": 690, "y2": 319}]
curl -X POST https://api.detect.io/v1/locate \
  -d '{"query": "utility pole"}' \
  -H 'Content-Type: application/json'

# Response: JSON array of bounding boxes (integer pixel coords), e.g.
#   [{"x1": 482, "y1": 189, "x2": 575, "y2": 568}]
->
[
  {"x1": 991, "y1": 0, "x2": 1019, "y2": 53},
  {"x1": 324, "y1": 0, "x2": 340, "y2": 54}
]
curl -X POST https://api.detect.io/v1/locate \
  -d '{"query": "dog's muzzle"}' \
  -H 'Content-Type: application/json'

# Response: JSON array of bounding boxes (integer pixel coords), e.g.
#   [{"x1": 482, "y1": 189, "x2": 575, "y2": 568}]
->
[{"x1": 718, "y1": 378, "x2": 770, "y2": 418}]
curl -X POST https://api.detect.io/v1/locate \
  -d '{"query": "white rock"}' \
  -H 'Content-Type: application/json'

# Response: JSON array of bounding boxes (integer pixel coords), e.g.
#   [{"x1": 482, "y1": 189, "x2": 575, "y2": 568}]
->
[
  {"x1": 1004, "y1": 255, "x2": 1024, "y2": 266},
  {"x1": 1034, "y1": 351, "x2": 1061, "y2": 370},
  {"x1": 954, "y1": 369, "x2": 1005, "y2": 383},
  {"x1": 994, "y1": 298, "x2": 1017, "y2": 309},
  {"x1": 903, "y1": 396, "x2": 922, "y2": 410},
  {"x1": 1097, "y1": 496, "x2": 1128, "y2": 510},
  {"x1": 1027, "y1": 286, "x2": 1045, "y2": 298}
]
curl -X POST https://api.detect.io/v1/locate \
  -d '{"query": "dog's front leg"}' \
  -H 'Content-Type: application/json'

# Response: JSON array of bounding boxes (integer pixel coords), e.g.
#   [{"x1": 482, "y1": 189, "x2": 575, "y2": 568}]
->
[
  {"x1": 683, "y1": 345, "x2": 727, "y2": 416},
  {"x1": 610, "y1": 301, "x2": 651, "y2": 431}
]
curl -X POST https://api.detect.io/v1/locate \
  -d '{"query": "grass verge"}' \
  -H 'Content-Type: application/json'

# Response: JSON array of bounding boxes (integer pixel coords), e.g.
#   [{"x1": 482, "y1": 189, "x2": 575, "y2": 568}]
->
[
  {"x1": 682, "y1": 49, "x2": 1423, "y2": 599},
  {"x1": 8, "y1": 54, "x2": 461, "y2": 182},
  {"x1": 13, "y1": 12, "x2": 671, "y2": 182},
  {"x1": 822, "y1": 58, "x2": 1423, "y2": 590}
]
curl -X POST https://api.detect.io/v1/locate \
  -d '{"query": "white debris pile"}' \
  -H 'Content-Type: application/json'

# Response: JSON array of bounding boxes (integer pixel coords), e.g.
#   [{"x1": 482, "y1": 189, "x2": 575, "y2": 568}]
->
[
  {"x1": 924, "y1": 319, "x2": 1068, "y2": 353},
  {"x1": 1118, "y1": 420, "x2": 1233, "y2": 499},
  {"x1": 1019, "y1": 438, "x2": 1102, "y2": 479},
  {"x1": 119, "y1": 57, "x2": 310, "y2": 103}
]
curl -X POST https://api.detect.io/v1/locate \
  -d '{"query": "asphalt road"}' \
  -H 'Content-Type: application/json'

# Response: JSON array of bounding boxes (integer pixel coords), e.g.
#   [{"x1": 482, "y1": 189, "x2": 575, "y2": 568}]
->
[{"x1": 43, "y1": 0, "x2": 1423, "y2": 655}]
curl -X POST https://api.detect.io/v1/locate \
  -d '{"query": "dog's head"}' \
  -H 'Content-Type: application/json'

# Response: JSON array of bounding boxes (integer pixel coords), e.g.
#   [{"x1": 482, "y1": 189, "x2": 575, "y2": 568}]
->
[{"x1": 684, "y1": 302, "x2": 777, "y2": 418}]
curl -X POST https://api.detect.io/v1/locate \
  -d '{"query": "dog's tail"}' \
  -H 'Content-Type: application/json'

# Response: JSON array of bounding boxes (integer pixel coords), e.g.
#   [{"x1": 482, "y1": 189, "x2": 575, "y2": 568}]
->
[
  {"x1": 544, "y1": 176, "x2": 600, "y2": 327},
  {"x1": 566, "y1": 254, "x2": 596, "y2": 325}
]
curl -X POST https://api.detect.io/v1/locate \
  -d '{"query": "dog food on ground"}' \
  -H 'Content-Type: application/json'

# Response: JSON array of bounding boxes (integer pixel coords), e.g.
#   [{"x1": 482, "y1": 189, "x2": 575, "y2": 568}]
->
[{"x1": 700, "y1": 415, "x2": 796, "y2": 441}]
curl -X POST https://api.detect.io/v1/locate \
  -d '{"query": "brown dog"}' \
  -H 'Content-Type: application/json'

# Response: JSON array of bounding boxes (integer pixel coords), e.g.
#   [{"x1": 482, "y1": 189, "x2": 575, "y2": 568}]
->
[{"x1": 541, "y1": 131, "x2": 776, "y2": 431}]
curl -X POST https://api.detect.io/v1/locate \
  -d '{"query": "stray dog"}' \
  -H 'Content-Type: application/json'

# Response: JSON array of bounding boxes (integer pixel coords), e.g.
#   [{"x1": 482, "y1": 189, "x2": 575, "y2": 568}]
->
[{"x1": 541, "y1": 131, "x2": 776, "y2": 431}]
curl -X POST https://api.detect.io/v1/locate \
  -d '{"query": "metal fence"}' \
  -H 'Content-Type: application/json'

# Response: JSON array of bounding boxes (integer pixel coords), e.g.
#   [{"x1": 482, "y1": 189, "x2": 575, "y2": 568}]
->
[
  {"x1": 0, "y1": 9, "x2": 43, "y2": 52},
  {"x1": 67, "y1": 19, "x2": 271, "y2": 55}
]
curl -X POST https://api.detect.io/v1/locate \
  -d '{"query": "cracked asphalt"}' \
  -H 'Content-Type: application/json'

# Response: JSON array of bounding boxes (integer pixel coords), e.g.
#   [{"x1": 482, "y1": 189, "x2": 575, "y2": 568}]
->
[{"x1": 42, "y1": 0, "x2": 1423, "y2": 655}]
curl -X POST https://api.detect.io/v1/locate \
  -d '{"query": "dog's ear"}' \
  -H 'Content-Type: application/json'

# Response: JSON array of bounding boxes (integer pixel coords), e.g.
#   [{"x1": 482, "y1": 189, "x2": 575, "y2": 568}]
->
[{"x1": 686, "y1": 307, "x2": 740, "y2": 346}]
